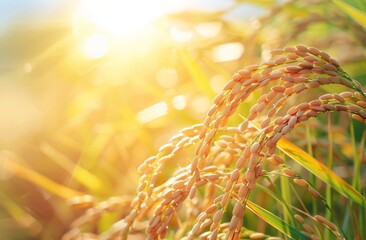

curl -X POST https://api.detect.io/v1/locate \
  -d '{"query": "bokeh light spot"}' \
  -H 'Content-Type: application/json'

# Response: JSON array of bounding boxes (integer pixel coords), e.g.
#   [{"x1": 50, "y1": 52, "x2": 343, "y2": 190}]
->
[
  {"x1": 137, "y1": 102, "x2": 168, "y2": 124},
  {"x1": 211, "y1": 42, "x2": 244, "y2": 62},
  {"x1": 196, "y1": 21, "x2": 222, "y2": 38},
  {"x1": 172, "y1": 95, "x2": 186, "y2": 110},
  {"x1": 170, "y1": 26, "x2": 193, "y2": 42}
]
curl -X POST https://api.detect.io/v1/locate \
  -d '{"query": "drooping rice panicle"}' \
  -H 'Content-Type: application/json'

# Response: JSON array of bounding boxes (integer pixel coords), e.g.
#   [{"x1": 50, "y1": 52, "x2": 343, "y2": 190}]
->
[{"x1": 63, "y1": 45, "x2": 366, "y2": 240}]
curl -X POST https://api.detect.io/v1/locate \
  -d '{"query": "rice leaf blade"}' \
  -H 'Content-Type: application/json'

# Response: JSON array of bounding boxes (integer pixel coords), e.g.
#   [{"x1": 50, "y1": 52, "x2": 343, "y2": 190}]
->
[
  {"x1": 247, "y1": 200, "x2": 309, "y2": 240},
  {"x1": 3, "y1": 158, "x2": 82, "y2": 199},
  {"x1": 178, "y1": 48, "x2": 215, "y2": 98},
  {"x1": 333, "y1": 0, "x2": 366, "y2": 29},
  {"x1": 278, "y1": 138, "x2": 366, "y2": 207},
  {"x1": 41, "y1": 143, "x2": 103, "y2": 192}
]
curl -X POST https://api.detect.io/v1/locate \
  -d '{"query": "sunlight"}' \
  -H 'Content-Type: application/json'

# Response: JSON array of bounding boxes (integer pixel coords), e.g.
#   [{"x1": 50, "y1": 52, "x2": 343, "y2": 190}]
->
[
  {"x1": 83, "y1": 34, "x2": 109, "y2": 59},
  {"x1": 74, "y1": 0, "x2": 166, "y2": 39}
]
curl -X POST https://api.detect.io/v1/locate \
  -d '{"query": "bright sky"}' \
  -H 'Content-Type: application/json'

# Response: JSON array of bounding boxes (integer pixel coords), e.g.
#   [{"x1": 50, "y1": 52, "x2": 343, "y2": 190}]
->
[
  {"x1": 0, "y1": 0, "x2": 228, "y2": 20},
  {"x1": 0, "y1": 0, "x2": 264, "y2": 32},
  {"x1": 0, "y1": 0, "x2": 65, "y2": 33},
  {"x1": 0, "y1": 0, "x2": 264, "y2": 60}
]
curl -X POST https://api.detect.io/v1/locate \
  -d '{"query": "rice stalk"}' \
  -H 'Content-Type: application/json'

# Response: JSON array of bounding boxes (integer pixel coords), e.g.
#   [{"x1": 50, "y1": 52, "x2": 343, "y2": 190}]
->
[{"x1": 63, "y1": 45, "x2": 366, "y2": 240}]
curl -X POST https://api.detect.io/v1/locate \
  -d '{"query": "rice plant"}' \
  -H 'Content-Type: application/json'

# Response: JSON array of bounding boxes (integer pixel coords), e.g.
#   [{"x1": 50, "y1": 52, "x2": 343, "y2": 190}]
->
[
  {"x1": 62, "y1": 45, "x2": 366, "y2": 240},
  {"x1": 1, "y1": 1, "x2": 365, "y2": 240}
]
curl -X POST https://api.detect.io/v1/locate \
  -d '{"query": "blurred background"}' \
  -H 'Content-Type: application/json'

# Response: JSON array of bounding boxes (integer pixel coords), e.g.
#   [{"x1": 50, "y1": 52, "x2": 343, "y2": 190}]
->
[{"x1": 0, "y1": 0, "x2": 365, "y2": 239}]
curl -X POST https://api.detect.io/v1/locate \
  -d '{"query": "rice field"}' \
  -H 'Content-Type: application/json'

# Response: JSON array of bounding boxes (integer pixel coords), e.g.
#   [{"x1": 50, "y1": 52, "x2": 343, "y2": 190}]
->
[{"x1": 0, "y1": 1, "x2": 365, "y2": 240}]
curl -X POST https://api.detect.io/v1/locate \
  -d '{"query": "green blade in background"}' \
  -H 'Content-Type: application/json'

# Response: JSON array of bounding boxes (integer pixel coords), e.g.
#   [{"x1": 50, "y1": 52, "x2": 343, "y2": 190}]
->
[
  {"x1": 278, "y1": 138, "x2": 366, "y2": 207},
  {"x1": 247, "y1": 200, "x2": 309, "y2": 240},
  {"x1": 3, "y1": 158, "x2": 82, "y2": 199},
  {"x1": 333, "y1": 0, "x2": 366, "y2": 29},
  {"x1": 0, "y1": 191, "x2": 43, "y2": 236},
  {"x1": 178, "y1": 48, "x2": 216, "y2": 99},
  {"x1": 41, "y1": 143, "x2": 102, "y2": 192}
]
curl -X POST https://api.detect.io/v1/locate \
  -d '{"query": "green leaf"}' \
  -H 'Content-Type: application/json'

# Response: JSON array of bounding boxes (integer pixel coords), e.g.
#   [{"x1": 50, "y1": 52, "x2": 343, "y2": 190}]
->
[
  {"x1": 246, "y1": 200, "x2": 309, "y2": 240},
  {"x1": 278, "y1": 138, "x2": 366, "y2": 207},
  {"x1": 333, "y1": 0, "x2": 366, "y2": 29},
  {"x1": 0, "y1": 191, "x2": 42, "y2": 235},
  {"x1": 178, "y1": 48, "x2": 216, "y2": 99},
  {"x1": 41, "y1": 143, "x2": 103, "y2": 192}
]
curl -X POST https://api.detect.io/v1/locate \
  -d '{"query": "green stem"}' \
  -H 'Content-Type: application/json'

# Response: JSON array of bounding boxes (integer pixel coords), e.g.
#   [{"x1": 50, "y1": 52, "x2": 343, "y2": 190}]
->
[
  {"x1": 280, "y1": 155, "x2": 293, "y2": 238},
  {"x1": 351, "y1": 120, "x2": 360, "y2": 191},
  {"x1": 325, "y1": 114, "x2": 334, "y2": 240},
  {"x1": 306, "y1": 124, "x2": 318, "y2": 215}
]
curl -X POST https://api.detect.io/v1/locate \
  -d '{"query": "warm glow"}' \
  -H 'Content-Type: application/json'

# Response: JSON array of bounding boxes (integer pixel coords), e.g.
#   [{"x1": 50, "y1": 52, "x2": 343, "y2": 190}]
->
[
  {"x1": 83, "y1": 34, "x2": 109, "y2": 59},
  {"x1": 74, "y1": 0, "x2": 166, "y2": 39}
]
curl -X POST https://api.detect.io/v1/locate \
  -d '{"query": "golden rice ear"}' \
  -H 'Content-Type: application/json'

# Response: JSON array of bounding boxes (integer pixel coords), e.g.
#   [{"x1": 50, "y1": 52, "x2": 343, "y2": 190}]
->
[{"x1": 63, "y1": 45, "x2": 365, "y2": 240}]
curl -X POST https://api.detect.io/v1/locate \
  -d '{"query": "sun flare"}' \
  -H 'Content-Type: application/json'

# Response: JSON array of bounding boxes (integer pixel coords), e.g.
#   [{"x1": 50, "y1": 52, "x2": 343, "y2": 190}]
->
[
  {"x1": 74, "y1": 0, "x2": 166, "y2": 39},
  {"x1": 83, "y1": 34, "x2": 109, "y2": 59}
]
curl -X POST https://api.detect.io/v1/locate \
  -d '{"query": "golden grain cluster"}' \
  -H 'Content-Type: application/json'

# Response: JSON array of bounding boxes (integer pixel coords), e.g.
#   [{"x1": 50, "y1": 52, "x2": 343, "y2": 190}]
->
[{"x1": 63, "y1": 45, "x2": 366, "y2": 240}]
